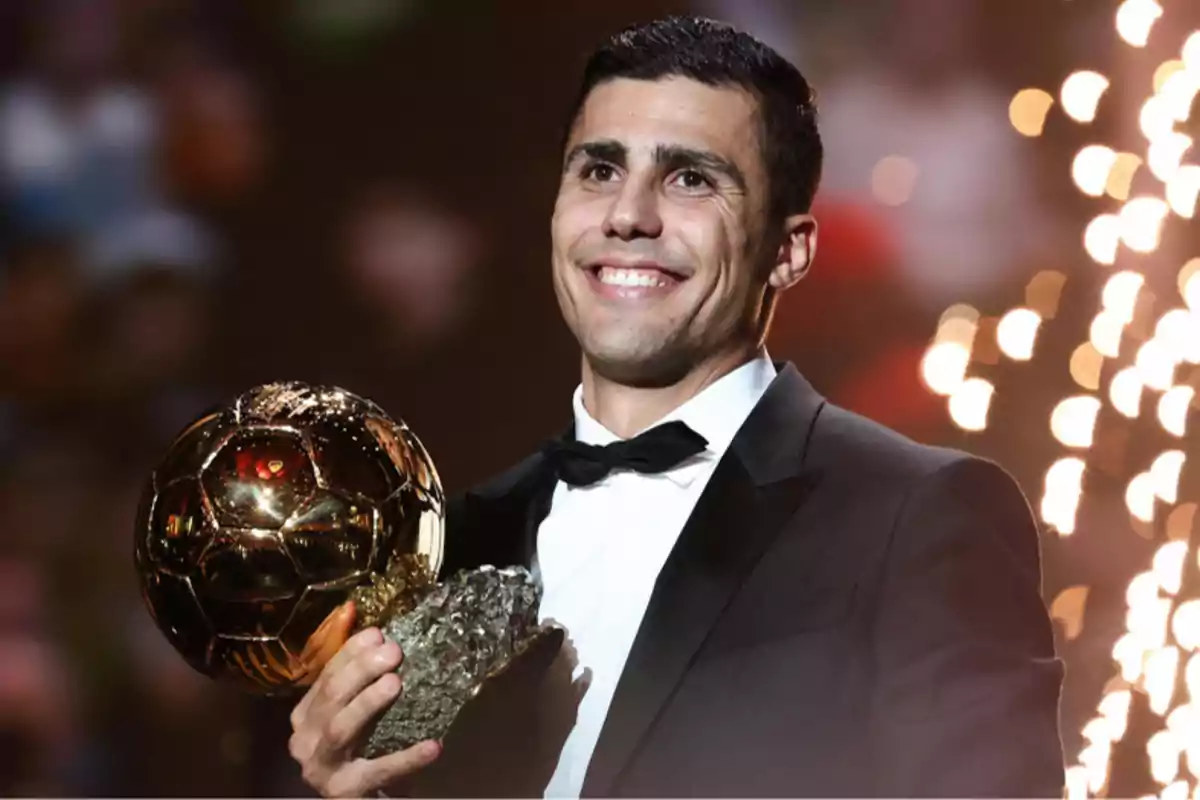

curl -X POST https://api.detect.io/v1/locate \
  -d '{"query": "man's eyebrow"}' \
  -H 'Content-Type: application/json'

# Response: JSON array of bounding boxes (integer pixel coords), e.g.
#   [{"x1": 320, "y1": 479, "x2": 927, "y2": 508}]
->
[
  {"x1": 563, "y1": 139, "x2": 627, "y2": 171},
  {"x1": 654, "y1": 144, "x2": 747, "y2": 191}
]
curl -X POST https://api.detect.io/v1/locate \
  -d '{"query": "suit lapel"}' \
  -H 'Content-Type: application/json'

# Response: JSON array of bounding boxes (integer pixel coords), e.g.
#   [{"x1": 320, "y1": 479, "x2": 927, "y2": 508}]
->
[{"x1": 581, "y1": 363, "x2": 826, "y2": 797}]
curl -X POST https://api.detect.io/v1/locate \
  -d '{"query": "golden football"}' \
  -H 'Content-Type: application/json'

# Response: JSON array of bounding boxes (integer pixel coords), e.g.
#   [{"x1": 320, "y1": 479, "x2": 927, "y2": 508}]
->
[{"x1": 133, "y1": 382, "x2": 444, "y2": 694}]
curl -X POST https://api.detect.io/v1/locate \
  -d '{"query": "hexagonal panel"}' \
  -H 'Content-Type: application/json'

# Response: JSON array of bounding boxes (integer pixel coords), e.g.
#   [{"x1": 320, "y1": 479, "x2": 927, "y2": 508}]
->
[
  {"x1": 307, "y1": 417, "x2": 396, "y2": 503},
  {"x1": 140, "y1": 570, "x2": 213, "y2": 676},
  {"x1": 201, "y1": 427, "x2": 316, "y2": 529},
  {"x1": 364, "y1": 416, "x2": 442, "y2": 506},
  {"x1": 146, "y1": 477, "x2": 213, "y2": 575},
  {"x1": 195, "y1": 529, "x2": 302, "y2": 637},
  {"x1": 211, "y1": 636, "x2": 303, "y2": 695},
  {"x1": 157, "y1": 410, "x2": 225, "y2": 484},
  {"x1": 376, "y1": 488, "x2": 437, "y2": 575},
  {"x1": 280, "y1": 489, "x2": 376, "y2": 584},
  {"x1": 279, "y1": 585, "x2": 352, "y2": 663}
]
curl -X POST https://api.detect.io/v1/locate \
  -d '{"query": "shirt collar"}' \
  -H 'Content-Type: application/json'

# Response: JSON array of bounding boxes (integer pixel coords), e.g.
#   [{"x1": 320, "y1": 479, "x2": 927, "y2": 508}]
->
[{"x1": 569, "y1": 350, "x2": 777, "y2": 487}]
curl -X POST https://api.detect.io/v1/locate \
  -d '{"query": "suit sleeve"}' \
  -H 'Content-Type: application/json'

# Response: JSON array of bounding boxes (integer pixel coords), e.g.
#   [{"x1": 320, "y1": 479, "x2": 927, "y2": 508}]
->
[{"x1": 869, "y1": 456, "x2": 1066, "y2": 797}]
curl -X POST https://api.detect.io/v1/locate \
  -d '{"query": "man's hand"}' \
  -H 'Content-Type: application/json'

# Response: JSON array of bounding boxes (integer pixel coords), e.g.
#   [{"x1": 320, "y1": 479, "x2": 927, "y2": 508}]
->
[{"x1": 288, "y1": 603, "x2": 441, "y2": 797}]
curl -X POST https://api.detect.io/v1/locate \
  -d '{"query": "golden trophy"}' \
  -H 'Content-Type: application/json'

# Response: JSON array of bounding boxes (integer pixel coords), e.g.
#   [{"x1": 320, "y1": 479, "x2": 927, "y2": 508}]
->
[{"x1": 134, "y1": 381, "x2": 561, "y2": 758}]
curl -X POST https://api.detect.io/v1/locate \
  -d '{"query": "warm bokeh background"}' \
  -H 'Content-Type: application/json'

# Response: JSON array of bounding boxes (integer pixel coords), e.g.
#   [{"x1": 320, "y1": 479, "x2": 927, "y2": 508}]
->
[{"x1": 1, "y1": 0, "x2": 1198, "y2": 795}]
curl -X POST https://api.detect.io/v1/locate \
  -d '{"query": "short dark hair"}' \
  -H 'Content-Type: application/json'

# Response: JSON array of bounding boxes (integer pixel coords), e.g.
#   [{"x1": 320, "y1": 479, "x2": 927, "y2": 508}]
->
[{"x1": 565, "y1": 15, "x2": 823, "y2": 220}]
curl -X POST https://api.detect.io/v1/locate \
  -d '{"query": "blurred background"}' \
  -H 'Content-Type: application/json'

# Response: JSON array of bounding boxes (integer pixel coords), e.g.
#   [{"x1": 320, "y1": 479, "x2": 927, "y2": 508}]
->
[{"x1": 1, "y1": 0, "x2": 1198, "y2": 796}]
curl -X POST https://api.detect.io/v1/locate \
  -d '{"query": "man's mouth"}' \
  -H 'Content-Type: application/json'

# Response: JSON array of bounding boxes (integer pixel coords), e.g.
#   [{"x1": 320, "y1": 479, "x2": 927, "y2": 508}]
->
[
  {"x1": 584, "y1": 264, "x2": 688, "y2": 300},
  {"x1": 592, "y1": 265, "x2": 683, "y2": 287}
]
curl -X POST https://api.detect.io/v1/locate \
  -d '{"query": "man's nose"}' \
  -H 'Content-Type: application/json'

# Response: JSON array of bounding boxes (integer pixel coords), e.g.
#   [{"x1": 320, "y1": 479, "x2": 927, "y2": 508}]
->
[{"x1": 601, "y1": 179, "x2": 663, "y2": 240}]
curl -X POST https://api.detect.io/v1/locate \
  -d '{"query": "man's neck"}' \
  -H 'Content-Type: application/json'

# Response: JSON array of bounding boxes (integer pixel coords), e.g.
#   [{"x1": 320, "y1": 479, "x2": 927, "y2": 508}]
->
[{"x1": 580, "y1": 345, "x2": 759, "y2": 439}]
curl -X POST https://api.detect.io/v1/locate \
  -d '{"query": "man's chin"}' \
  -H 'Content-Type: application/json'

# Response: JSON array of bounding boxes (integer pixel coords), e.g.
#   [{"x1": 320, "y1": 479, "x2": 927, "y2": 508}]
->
[{"x1": 582, "y1": 345, "x2": 694, "y2": 389}]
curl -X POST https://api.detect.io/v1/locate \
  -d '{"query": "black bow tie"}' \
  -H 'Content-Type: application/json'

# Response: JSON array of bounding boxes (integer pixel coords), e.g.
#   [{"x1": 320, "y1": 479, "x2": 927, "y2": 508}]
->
[{"x1": 541, "y1": 420, "x2": 709, "y2": 487}]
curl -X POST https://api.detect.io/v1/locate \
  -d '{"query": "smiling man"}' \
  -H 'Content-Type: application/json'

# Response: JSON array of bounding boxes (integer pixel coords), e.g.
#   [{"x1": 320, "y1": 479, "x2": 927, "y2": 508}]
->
[{"x1": 287, "y1": 16, "x2": 1065, "y2": 798}]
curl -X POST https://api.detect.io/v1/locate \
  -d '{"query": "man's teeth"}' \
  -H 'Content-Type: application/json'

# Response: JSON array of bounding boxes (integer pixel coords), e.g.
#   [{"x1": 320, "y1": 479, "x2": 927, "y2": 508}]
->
[{"x1": 597, "y1": 267, "x2": 670, "y2": 287}]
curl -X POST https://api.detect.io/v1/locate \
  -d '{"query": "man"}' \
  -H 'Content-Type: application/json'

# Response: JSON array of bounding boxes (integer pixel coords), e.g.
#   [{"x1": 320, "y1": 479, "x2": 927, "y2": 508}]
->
[{"x1": 287, "y1": 16, "x2": 1065, "y2": 798}]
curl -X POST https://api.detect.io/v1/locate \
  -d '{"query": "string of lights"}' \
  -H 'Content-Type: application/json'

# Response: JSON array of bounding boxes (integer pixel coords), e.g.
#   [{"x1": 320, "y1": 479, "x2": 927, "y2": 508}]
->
[{"x1": 919, "y1": 3, "x2": 1199, "y2": 797}]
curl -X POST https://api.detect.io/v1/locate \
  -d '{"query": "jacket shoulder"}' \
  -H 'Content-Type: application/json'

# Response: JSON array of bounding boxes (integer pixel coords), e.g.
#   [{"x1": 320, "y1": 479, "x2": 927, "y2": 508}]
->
[{"x1": 809, "y1": 401, "x2": 1005, "y2": 489}]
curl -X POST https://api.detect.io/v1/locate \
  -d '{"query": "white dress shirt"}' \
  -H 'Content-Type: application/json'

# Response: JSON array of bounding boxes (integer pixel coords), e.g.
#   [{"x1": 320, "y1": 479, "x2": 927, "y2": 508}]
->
[{"x1": 536, "y1": 352, "x2": 777, "y2": 798}]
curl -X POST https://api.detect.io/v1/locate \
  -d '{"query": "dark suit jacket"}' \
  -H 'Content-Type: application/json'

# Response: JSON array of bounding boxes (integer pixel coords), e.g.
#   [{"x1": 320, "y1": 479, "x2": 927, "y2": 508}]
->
[{"x1": 435, "y1": 363, "x2": 1065, "y2": 797}]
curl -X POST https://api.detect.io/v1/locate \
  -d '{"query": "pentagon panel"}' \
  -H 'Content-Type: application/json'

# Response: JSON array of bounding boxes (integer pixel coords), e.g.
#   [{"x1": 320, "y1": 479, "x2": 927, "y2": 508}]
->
[
  {"x1": 280, "y1": 489, "x2": 377, "y2": 583},
  {"x1": 202, "y1": 427, "x2": 316, "y2": 529}
]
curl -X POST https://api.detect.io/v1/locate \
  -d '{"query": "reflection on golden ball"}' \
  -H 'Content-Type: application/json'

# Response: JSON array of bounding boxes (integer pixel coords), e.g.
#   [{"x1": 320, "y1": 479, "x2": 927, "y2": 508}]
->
[{"x1": 134, "y1": 382, "x2": 444, "y2": 694}]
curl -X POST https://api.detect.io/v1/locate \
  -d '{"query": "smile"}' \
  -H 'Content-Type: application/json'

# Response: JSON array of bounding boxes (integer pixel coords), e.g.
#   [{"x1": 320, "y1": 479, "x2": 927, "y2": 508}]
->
[{"x1": 585, "y1": 264, "x2": 688, "y2": 301}]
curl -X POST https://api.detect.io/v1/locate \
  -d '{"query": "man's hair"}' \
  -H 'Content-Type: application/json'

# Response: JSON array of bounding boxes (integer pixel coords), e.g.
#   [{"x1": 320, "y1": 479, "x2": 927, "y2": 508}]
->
[{"x1": 565, "y1": 15, "x2": 823, "y2": 221}]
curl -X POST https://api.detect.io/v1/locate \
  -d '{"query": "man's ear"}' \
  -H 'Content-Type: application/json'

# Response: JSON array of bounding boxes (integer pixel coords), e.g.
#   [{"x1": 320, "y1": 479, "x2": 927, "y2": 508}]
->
[{"x1": 768, "y1": 214, "x2": 818, "y2": 291}]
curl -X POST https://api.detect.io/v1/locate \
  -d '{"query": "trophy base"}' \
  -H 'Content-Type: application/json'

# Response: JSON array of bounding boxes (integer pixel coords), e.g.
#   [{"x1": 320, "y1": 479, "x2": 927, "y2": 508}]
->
[{"x1": 362, "y1": 565, "x2": 561, "y2": 758}]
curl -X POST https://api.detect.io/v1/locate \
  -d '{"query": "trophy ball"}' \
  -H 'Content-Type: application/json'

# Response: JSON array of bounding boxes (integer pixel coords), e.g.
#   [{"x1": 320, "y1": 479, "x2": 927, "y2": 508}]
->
[{"x1": 133, "y1": 382, "x2": 445, "y2": 694}]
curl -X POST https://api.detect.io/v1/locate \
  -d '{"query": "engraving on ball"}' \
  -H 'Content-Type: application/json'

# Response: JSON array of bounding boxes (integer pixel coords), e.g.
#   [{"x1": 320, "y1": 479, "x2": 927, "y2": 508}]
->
[{"x1": 134, "y1": 382, "x2": 445, "y2": 694}]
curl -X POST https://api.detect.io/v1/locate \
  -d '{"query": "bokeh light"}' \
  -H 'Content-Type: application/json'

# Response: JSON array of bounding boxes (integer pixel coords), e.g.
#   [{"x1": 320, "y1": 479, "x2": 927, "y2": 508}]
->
[
  {"x1": 871, "y1": 155, "x2": 919, "y2": 206},
  {"x1": 1107, "y1": 153, "x2": 1144, "y2": 200},
  {"x1": 947, "y1": 377, "x2": 994, "y2": 431},
  {"x1": 1158, "y1": 386, "x2": 1195, "y2": 437},
  {"x1": 1103, "y1": 270, "x2": 1146, "y2": 322},
  {"x1": 1154, "y1": 60, "x2": 1187, "y2": 92},
  {"x1": 1085, "y1": 213, "x2": 1123, "y2": 264},
  {"x1": 997, "y1": 308, "x2": 1042, "y2": 360},
  {"x1": 1111, "y1": 366, "x2": 1146, "y2": 418},
  {"x1": 1062, "y1": 71, "x2": 1111, "y2": 123},
  {"x1": 1118, "y1": 196, "x2": 1169, "y2": 253},
  {"x1": 1127, "y1": 471, "x2": 1158, "y2": 522},
  {"x1": 1010, "y1": 88, "x2": 1056, "y2": 136},
  {"x1": 1141, "y1": 95, "x2": 1177, "y2": 140},
  {"x1": 1074, "y1": 145, "x2": 1120, "y2": 196},
  {"x1": 1147, "y1": 133, "x2": 1192, "y2": 183},
  {"x1": 1181, "y1": 259, "x2": 1200, "y2": 309},
  {"x1": 920, "y1": 341, "x2": 971, "y2": 396},
  {"x1": 1052, "y1": 395, "x2": 1102, "y2": 448},
  {"x1": 1115, "y1": 0, "x2": 1163, "y2": 47},
  {"x1": 1071, "y1": 343, "x2": 1106, "y2": 390},
  {"x1": 1151, "y1": 450, "x2": 1186, "y2": 504},
  {"x1": 1166, "y1": 166, "x2": 1200, "y2": 218}
]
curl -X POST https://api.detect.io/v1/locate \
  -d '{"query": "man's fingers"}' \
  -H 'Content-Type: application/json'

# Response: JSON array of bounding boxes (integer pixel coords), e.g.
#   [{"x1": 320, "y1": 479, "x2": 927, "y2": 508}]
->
[
  {"x1": 319, "y1": 611, "x2": 381, "y2": 687},
  {"x1": 358, "y1": 740, "x2": 442, "y2": 792},
  {"x1": 321, "y1": 672, "x2": 403, "y2": 755},
  {"x1": 321, "y1": 741, "x2": 441, "y2": 799},
  {"x1": 292, "y1": 618, "x2": 382, "y2": 731},
  {"x1": 314, "y1": 637, "x2": 403, "y2": 725}
]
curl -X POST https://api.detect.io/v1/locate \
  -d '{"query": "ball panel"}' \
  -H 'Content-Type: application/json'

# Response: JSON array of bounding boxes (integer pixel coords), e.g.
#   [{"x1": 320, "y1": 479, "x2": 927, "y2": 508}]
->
[
  {"x1": 196, "y1": 529, "x2": 302, "y2": 598},
  {"x1": 141, "y1": 570, "x2": 213, "y2": 675},
  {"x1": 280, "y1": 489, "x2": 377, "y2": 583},
  {"x1": 398, "y1": 425, "x2": 444, "y2": 506},
  {"x1": 199, "y1": 593, "x2": 300, "y2": 640},
  {"x1": 201, "y1": 427, "x2": 316, "y2": 529},
  {"x1": 278, "y1": 586, "x2": 348, "y2": 662},
  {"x1": 378, "y1": 489, "x2": 442, "y2": 577},
  {"x1": 307, "y1": 418, "x2": 396, "y2": 503},
  {"x1": 194, "y1": 530, "x2": 304, "y2": 639},
  {"x1": 211, "y1": 636, "x2": 303, "y2": 695},
  {"x1": 147, "y1": 477, "x2": 213, "y2": 575},
  {"x1": 157, "y1": 410, "x2": 225, "y2": 484},
  {"x1": 364, "y1": 416, "x2": 443, "y2": 506}
]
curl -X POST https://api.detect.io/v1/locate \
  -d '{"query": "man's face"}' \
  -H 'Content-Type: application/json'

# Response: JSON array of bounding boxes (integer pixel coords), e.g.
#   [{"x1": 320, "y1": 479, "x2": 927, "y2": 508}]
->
[{"x1": 551, "y1": 76, "x2": 774, "y2": 386}]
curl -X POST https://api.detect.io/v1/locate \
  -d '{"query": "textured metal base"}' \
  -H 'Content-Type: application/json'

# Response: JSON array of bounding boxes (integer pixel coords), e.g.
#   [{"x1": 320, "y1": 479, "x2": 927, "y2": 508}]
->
[{"x1": 361, "y1": 565, "x2": 561, "y2": 758}]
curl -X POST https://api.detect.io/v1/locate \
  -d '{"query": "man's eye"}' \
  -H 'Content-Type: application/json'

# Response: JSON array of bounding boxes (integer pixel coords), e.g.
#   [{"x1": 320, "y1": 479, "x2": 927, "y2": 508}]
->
[
  {"x1": 672, "y1": 169, "x2": 712, "y2": 190},
  {"x1": 583, "y1": 163, "x2": 617, "y2": 182}
]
